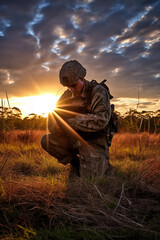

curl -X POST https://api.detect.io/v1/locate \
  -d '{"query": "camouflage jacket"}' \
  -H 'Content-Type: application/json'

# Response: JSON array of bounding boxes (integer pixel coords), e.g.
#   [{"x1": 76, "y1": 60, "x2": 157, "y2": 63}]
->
[{"x1": 53, "y1": 79, "x2": 111, "y2": 134}]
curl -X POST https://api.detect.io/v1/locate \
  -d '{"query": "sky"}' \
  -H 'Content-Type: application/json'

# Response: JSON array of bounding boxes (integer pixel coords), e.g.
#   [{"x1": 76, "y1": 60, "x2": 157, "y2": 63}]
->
[{"x1": 0, "y1": 0, "x2": 160, "y2": 116}]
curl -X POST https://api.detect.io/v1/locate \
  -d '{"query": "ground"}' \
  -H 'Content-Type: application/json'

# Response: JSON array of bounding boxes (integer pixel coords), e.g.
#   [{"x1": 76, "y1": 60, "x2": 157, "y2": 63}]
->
[{"x1": 0, "y1": 130, "x2": 160, "y2": 239}]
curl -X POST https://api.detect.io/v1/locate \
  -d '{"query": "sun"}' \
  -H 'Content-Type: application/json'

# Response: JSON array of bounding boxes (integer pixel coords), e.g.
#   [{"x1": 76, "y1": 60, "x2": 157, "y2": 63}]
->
[
  {"x1": 33, "y1": 94, "x2": 60, "y2": 116},
  {"x1": 18, "y1": 94, "x2": 60, "y2": 117},
  {"x1": 9, "y1": 93, "x2": 60, "y2": 117}
]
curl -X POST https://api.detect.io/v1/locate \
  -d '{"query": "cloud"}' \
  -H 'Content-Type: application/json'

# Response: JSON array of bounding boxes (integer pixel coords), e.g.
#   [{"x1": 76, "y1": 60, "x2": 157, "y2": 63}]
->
[{"x1": 0, "y1": 0, "x2": 159, "y2": 109}]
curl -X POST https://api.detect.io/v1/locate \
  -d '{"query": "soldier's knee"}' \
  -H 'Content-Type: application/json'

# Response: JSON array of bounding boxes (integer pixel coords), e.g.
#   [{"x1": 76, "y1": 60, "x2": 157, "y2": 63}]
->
[{"x1": 41, "y1": 134, "x2": 47, "y2": 150}]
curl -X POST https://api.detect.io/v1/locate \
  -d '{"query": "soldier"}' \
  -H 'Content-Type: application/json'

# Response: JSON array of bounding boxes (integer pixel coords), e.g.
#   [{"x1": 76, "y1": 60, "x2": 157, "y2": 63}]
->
[
  {"x1": 41, "y1": 60, "x2": 111, "y2": 180},
  {"x1": 107, "y1": 104, "x2": 119, "y2": 147}
]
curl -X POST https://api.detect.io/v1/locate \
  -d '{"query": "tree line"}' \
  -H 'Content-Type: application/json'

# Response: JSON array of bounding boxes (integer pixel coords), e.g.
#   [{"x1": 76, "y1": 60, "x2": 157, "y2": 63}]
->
[
  {"x1": 0, "y1": 106, "x2": 160, "y2": 133},
  {"x1": 118, "y1": 109, "x2": 160, "y2": 133}
]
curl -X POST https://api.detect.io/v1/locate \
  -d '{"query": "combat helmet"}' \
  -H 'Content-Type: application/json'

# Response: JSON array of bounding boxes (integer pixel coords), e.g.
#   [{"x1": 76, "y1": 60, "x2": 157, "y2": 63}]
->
[{"x1": 59, "y1": 60, "x2": 86, "y2": 86}]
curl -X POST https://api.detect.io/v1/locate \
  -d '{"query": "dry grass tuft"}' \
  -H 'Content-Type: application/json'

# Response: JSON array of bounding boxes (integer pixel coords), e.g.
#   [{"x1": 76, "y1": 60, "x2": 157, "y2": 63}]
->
[
  {"x1": 139, "y1": 157, "x2": 160, "y2": 186},
  {"x1": 112, "y1": 132, "x2": 160, "y2": 148},
  {"x1": 0, "y1": 130, "x2": 45, "y2": 144},
  {"x1": 1, "y1": 175, "x2": 160, "y2": 239},
  {"x1": 0, "y1": 131, "x2": 160, "y2": 239}
]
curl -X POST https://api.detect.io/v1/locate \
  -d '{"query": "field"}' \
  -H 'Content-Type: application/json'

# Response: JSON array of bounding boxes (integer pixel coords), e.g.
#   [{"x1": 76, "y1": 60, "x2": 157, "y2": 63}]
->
[{"x1": 0, "y1": 131, "x2": 160, "y2": 239}]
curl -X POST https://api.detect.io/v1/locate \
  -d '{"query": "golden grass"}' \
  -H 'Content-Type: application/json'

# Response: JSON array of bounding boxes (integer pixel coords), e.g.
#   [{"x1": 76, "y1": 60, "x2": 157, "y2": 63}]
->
[
  {"x1": 0, "y1": 130, "x2": 45, "y2": 144},
  {"x1": 139, "y1": 157, "x2": 160, "y2": 186},
  {"x1": 0, "y1": 131, "x2": 160, "y2": 239}
]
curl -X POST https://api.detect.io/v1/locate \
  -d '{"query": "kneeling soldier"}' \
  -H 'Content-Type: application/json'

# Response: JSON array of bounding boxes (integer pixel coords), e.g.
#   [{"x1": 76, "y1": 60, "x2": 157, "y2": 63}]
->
[{"x1": 41, "y1": 60, "x2": 111, "y2": 180}]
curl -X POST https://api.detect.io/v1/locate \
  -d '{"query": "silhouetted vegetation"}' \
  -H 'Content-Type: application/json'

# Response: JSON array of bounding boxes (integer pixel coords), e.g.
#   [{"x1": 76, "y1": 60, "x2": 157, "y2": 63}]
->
[
  {"x1": 0, "y1": 106, "x2": 160, "y2": 133},
  {"x1": 0, "y1": 107, "x2": 46, "y2": 131},
  {"x1": 118, "y1": 109, "x2": 160, "y2": 133}
]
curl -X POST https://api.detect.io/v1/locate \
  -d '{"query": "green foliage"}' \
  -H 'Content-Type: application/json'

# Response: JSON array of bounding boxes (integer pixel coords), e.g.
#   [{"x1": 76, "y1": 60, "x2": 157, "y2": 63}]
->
[
  {"x1": 40, "y1": 156, "x2": 65, "y2": 177},
  {"x1": 34, "y1": 225, "x2": 112, "y2": 240},
  {"x1": 1, "y1": 225, "x2": 114, "y2": 240}
]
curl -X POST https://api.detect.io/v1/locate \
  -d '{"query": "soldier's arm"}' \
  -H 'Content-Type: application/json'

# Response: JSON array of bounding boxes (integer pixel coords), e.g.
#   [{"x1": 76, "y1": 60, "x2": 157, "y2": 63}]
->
[{"x1": 67, "y1": 85, "x2": 111, "y2": 132}]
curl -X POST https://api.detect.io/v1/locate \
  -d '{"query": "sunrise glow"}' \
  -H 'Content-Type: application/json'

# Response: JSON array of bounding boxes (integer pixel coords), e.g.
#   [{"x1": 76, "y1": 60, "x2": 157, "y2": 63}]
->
[
  {"x1": 0, "y1": 0, "x2": 160, "y2": 115},
  {"x1": 9, "y1": 94, "x2": 60, "y2": 118}
]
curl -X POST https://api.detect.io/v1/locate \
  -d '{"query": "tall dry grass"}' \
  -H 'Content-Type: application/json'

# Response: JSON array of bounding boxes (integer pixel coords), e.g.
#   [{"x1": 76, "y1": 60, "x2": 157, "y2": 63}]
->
[
  {"x1": 110, "y1": 133, "x2": 160, "y2": 189},
  {"x1": 0, "y1": 131, "x2": 160, "y2": 239},
  {"x1": 0, "y1": 129, "x2": 45, "y2": 144}
]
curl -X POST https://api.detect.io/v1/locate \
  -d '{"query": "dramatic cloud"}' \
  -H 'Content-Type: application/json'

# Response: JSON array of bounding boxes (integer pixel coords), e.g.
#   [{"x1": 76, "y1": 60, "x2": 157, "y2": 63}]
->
[{"x1": 0, "y1": 0, "x2": 160, "y2": 112}]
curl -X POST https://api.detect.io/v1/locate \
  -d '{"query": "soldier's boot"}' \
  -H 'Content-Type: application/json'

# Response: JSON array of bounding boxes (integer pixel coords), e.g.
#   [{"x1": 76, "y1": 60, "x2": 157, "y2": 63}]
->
[
  {"x1": 69, "y1": 156, "x2": 80, "y2": 179},
  {"x1": 79, "y1": 147, "x2": 107, "y2": 180}
]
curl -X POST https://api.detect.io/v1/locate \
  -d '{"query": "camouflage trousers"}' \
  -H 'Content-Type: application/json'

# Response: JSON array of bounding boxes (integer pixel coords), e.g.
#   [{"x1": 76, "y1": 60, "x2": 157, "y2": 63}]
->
[{"x1": 41, "y1": 129, "x2": 109, "y2": 180}]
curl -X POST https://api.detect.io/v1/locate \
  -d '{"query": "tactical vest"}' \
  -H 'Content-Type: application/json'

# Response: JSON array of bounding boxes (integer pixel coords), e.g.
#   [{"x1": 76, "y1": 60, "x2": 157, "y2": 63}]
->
[
  {"x1": 56, "y1": 79, "x2": 112, "y2": 117},
  {"x1": 55, "y1": 79, "x2": 112, "y2": 140}
]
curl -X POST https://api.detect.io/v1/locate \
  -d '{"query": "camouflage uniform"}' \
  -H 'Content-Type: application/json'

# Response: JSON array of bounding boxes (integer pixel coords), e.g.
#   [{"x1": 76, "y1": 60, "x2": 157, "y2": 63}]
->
[{"x1": 41, "y1": 61, "x2": 111, "y2": 180}]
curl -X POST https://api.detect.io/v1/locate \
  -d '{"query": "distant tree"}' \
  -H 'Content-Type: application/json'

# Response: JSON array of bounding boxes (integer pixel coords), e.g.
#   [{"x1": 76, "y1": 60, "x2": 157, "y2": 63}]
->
[
  {"x1": 0, "y1": 104, "x2": 159, "y2": 133},
  {"x1": 12, "y1": 107, "x2": 22, "y2": 119}
]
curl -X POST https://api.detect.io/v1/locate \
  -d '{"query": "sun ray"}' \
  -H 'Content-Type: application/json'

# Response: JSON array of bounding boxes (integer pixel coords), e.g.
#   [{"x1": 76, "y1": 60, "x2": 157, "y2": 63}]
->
[{"x1": 51, "y1": 110, "x2": 97, "y2": 154}]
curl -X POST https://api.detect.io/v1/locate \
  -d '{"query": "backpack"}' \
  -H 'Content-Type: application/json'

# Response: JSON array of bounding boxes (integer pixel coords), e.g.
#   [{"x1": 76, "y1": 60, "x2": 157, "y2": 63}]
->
[{"x1": 91, "y1": 79, "x2": 113, "y2": 100}]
